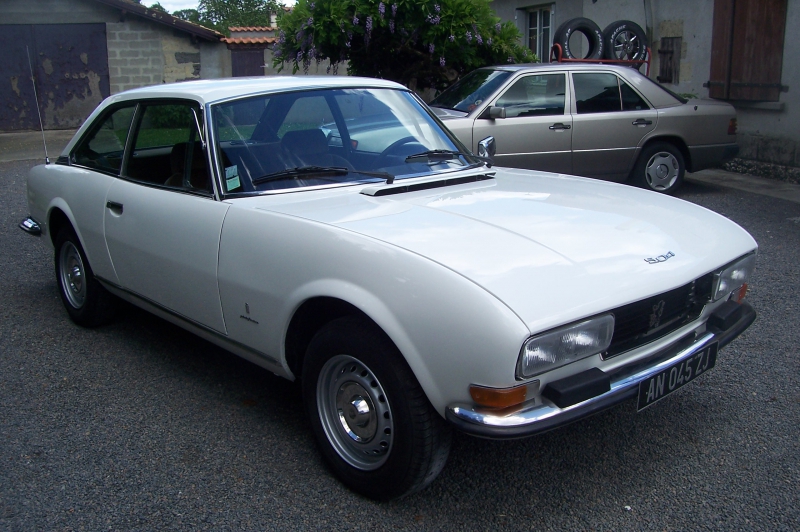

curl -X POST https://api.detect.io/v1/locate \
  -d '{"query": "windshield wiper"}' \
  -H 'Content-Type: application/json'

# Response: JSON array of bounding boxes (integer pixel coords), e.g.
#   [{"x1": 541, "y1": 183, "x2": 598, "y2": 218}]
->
[
  {"x1": 251, "y1": 166, "x2": 349, "y2": 185},
  {"x1": 405, "y1": 149, "x2": 463, "y2": 163}
]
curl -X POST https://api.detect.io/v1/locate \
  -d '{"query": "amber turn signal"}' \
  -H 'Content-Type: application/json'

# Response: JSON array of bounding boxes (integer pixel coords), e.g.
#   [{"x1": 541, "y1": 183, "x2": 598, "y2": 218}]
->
[
  {"x1": 733, "y1": 283, "x2": 748, "y2": 302},
  {"x1": 469, "y1": 384, "x2": 527, "y2": 409},
  {"x1": 728, "y1": 118, "x2": 737, "y2": 135}
]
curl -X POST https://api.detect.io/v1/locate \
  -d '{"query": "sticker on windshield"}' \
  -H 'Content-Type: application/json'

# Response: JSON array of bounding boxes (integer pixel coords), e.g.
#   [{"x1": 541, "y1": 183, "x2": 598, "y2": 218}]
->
[{"x1": 225, "y1": 165, "x2": 240, "y2": 190}]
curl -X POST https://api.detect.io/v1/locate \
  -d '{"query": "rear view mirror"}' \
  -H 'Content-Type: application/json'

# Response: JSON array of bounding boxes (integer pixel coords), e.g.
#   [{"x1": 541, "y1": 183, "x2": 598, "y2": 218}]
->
[
  {"x1": 477, "y1": 136, "x2": 496, "y2": 165},
  {"x1": 480, "y1": 106, "x2": 507, "y2": 120}
]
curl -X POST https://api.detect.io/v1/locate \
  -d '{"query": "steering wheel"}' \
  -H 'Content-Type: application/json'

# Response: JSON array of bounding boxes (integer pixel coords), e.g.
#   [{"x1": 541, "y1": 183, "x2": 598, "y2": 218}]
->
[{"x1": 375, "y1": 136, "x2": 425, "y2": 168}]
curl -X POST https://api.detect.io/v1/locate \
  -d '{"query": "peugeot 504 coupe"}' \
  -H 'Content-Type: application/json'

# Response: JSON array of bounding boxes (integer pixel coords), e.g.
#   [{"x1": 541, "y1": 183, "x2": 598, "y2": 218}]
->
[{"x1": 21, "y1": 76, "x2": 756, "y2": 500}]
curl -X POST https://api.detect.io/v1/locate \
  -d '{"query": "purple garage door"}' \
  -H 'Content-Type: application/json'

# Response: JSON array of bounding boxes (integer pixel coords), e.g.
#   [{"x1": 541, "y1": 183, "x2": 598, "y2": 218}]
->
[{"x1": 0, "y1": 24, "x2": 110, "y2": 131}]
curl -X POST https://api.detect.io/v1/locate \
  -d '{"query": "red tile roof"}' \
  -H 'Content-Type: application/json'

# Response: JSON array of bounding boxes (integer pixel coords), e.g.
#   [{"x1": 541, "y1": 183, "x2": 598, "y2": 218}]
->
[
  {"x1": 222, "y1": 37, "x2": 277, "y2": 45},
  {"x1": 228, "y1": 27, "x2": 277, "y2": 32}
]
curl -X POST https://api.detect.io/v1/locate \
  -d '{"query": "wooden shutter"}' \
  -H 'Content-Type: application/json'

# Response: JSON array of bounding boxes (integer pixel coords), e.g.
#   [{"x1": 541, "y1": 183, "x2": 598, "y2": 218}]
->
[
  {"x1": 231, "y1": 49, "x2": 266, "y2": 77},
  {"x1": 708, "y1": 0, "x2": 788, "y2": 101}
]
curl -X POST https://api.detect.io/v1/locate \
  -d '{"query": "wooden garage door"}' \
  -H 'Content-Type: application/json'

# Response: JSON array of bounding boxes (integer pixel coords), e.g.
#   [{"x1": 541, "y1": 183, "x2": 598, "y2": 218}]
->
[
  {"x1": 231, "y1": 49, "x2": 266, "y2": 77},
  {"x1": 0, "y1": 24, "x2": 110, "y2": 131}
]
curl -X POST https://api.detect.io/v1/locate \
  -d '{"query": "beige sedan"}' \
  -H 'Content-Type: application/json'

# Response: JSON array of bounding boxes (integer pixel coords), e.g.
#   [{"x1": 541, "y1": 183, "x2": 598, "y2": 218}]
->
[{"x1": 430, "y1": 63, "x2": 738, "y2": 194}]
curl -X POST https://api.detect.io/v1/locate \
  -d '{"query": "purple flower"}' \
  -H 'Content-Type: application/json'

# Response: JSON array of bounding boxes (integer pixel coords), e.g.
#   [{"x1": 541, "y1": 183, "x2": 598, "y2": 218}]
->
[
  {"x1": 428, "y1": 43, "x2": 434, "y2": 53},
  {"x1": 308, "y1": 46, "x2": 316, "y2": 59},
  {"x1": 366, "y1": 16, "x2": 373, "y2": 34},
  {"x1": 508, "y1": 56, "x2": 514, "y2": 63},
  {"x1": 378, "y1": 2, "x2": 385, "y2": 18},
  {"x1": 389, "y1": 19, "x2": 395, "y2": 33},
  {"x1": 449, "y1": 34, "x2": 455, "y2": 42},
  {"x1": 466, "y1": 30, "x2": 472, "y2": 43},
  {"x1": 427, "y1": 14, "x2": 440, "y2": 24},
  {"x1": 439, "y1": 56, "x2": 445, "y2": 66},
  {"x1": 296, "y1": 50, "x2": 304, "y2": 62},
  {"x1": 307, "y1": 17, "x2": 313, "y2": 26},
  {"x1": 487, "y1": 37, "x2": 492, "y2": 46},
  {"x1": 309, "y1": 2, "x2": 315, "y2": 9},
  {"x1": 495, "y1": 23, "x2": 501, "y2": 32},
  {"x1": 353, "y1": 15, "x2": 359, "y2": 25},
  {"x1": 476, "y1": 34, "x2": 483, "y2": 45},
  {"x1": 435, "y1": 4, "x2": 441, "y2": 12},
  {"x1": 392, "y1": 3, "x2": 397, "y2": 17}
]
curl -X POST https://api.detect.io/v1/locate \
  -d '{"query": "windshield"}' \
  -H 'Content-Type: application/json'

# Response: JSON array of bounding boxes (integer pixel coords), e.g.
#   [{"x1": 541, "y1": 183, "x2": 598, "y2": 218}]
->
[
  {"x1": 430, "y1": 69, "x2": 513, "y2": 113},
  {"x1": 211, "y1": 88, "x2": 476, "y2": 194}
]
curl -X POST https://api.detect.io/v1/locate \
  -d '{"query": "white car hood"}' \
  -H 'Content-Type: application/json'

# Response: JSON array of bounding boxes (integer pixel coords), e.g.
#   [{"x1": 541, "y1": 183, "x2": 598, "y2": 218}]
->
[{"x1": 255, "y1": 168, "x2": 757, "y2": 333}]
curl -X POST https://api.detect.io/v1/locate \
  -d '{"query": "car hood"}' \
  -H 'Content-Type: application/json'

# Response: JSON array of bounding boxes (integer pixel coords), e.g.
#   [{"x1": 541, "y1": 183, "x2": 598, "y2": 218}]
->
[{"x1": 253, "y1": 168, "x2": 757, "y2": 333}]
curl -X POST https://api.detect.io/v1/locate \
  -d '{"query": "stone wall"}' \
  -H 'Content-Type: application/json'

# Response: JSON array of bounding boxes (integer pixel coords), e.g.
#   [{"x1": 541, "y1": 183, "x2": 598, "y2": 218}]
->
[{"x1": 106, "y1": 19, "x2": 202, "y2": 93}]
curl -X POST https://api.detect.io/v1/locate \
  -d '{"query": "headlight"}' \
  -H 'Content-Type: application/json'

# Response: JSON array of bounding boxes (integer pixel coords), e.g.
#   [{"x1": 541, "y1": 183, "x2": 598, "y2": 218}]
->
[
  {"x1": 517, "y1": 315, "x2": 615, "y2": 379},
  {"x1": 712, "y1": 254, "x2": 756, "y2": 301}
]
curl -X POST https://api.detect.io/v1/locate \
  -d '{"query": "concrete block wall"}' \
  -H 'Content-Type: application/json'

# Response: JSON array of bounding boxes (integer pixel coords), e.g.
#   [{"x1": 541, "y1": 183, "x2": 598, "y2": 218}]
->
[{"x1": 107, "y1": 19, "x2": 201, "y2": 93}]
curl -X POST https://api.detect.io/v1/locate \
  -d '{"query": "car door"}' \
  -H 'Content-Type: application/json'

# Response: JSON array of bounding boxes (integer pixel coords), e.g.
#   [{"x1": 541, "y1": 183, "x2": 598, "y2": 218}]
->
[
  {"x1": 103, "y1": 101, "x2": 230, "y2": 333},
  {"x1": 471, "y1": 72, "x2": 572, "y2": 174},
  {"x1": 570, "y1": 71, "x2": 657, "y2": 181}
]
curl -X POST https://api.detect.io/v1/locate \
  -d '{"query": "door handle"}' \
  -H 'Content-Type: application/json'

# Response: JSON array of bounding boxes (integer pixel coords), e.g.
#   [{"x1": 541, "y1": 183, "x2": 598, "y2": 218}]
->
[
  {"x1": 106, "y1": 201, "x2": 123, "y2": 214},
  {"x1": 549, "y1": 123, "x2": 572, "y2": 130},
  {"x1": 632, "y1": 119, "x2": 653, "y2": 126}
]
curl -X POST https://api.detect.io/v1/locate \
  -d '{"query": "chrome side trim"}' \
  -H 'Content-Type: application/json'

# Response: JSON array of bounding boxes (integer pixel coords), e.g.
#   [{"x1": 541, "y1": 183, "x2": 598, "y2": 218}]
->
[
  {"x1": 96, "y1": 277, "x2": 286, "y2": 376},
  {"x1": 448, "y1": 332, "x2": 716, "y2": 430}
]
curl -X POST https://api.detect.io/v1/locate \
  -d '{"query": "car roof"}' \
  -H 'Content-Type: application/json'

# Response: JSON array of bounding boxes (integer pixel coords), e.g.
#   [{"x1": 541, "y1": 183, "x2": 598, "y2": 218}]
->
[{"x1": 103, "y1": 76, "x2": 407, "y2": 106}]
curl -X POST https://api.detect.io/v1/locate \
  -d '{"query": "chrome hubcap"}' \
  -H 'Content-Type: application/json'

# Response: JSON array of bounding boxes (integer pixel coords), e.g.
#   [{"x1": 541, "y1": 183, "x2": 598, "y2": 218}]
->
[
  {"x1": 59, "y1": 241, "x2": 86, "y2": 309},
  {"x1": 645, "y1": 152, "x2": 680, "y2": 191},
  {"x1": 317, "y1": 355, "x2": 393, "y2": 470}
]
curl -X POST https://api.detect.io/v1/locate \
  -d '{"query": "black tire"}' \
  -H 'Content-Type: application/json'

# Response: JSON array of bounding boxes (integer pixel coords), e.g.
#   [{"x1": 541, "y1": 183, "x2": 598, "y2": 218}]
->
[
  {"x1": 553, "y1": 17, "x2": 604, "y2": 60},
  {"x1": 629, "y1": 141, "x2": 685, "y2": 194},
  {"x1": 603, "y1": 20, "x2": 648, "y2": 61},
  {"x1": 54, "y1": 227, "x2": 117, "y2": 327},
  {"x1": 302, "y1": 316, "x2": 452, "y2": 501}
]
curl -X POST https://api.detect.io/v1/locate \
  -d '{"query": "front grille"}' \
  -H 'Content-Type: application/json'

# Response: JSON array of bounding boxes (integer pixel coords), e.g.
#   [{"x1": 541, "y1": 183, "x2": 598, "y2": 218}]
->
[{"x1": 604, "y1": 272, "x2": 714, "y2": 358}]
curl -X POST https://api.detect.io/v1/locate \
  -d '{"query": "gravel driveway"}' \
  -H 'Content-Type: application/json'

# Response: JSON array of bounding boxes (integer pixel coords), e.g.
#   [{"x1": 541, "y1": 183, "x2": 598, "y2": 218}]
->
[{"x1": 1, "y1": 158, "x2": 798, "y2": 530}]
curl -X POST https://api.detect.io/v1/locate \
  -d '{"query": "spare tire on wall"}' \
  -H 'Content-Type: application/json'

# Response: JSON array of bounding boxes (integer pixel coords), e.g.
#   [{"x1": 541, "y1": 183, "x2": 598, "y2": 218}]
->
[
  {"x1": 602, "y1": 20, "x2": 648, "y2": 61},
  {"x1": 552, "y1": 18, "x2": 604, "y2": 60}
]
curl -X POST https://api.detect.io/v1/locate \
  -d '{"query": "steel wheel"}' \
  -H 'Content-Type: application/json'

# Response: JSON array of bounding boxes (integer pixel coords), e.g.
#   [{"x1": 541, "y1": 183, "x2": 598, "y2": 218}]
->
[
  {"x1": 316, "y1": 354, "x2": 394, "y2": 470},
  {"x1": 645, "y1": 151, "x2": 681, "y2": 191},
  {"x1": 59, "y1": 240, "x2": 87, "y2": 309}
]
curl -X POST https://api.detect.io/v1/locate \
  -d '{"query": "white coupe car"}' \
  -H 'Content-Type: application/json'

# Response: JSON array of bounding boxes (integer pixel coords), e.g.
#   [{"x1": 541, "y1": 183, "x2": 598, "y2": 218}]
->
[{"x1": 21, "y1": 77, "x2": 757, "y2": 501}]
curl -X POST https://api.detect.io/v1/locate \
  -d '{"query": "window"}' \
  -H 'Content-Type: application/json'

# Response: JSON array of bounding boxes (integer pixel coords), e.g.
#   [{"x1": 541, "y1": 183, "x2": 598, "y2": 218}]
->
[
  {"x1": 495, "y1": 74, "x2": 566, "y2": 117},
  {"x1": 621, "y1": 82, "x2": 649, "y2": 111},
  {"x1": 72, "y1": 105, "x2": 135, "y2": 174},
  {"x1": 128, "y1": 103, "x2": 210, "y2": 192},
  {"x1": 573, "y1": 73, "x2": 622, "y2": 114},
  {"x1": 527, "y1": 6, "x2": 553, "y2": 63},
  {"x1": 709, "y1": 0, "x2": 787, "y2": 101}
]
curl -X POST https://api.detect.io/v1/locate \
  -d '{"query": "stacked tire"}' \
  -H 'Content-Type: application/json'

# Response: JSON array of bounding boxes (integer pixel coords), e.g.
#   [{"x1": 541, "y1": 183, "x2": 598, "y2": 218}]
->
[{"x1": 552, "y1": 18, "x2": 647, "y2": 62}]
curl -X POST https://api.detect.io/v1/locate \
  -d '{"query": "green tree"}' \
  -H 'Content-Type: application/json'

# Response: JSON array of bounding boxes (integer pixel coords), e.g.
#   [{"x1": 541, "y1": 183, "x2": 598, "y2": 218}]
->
[
  {"x1": 199, "y1": 0, "x2": 283, "y2": 32},
  {"x1": 274, "y1": 0, "x2": 534, "y2": 92}
]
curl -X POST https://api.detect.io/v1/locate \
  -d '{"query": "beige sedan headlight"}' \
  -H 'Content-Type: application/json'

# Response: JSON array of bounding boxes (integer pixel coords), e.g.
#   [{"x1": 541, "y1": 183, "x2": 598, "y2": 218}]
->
[{"x1": 517, "y1": 315, "x2": 615, "y2": 379}]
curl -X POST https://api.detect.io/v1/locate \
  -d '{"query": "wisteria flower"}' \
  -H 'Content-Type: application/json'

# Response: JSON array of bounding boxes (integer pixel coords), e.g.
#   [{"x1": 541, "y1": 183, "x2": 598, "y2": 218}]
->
[
  {"x1": 495, "y1": 23, "x2": 501, "y2": 32},
  {"x1": 487, "y1": 37, "x2": 492, "y2": 46},
  {"x1": 297, "y1": 50, "x2": 304, "y2": 62},
  {"x1": 378, "y1": 2, "x2": 385, "y2": 18},
  {"x1": 466, "y1": 30, "x2": 472, "y2": 43},
  {"x1": 392, "y1": 3, "x2": 397, "y2": 17},
  {"x1": 508, "y1": 56, "x2": 514, "y2": 63},
  {"x1": 353, "y1": 15, "x2": 359, "y2": 25},
  {"x1": 434, "y1": 4, "x2": 440, "y2": 12},
  {"x1": 449, "y1": 34, "x2": 455, "y2": 42},
  {"x1": 366, "y1": 16, "x2": 373, "y2": 34},
  {"x1": 428, "y1": 43, "x2": 434, "y2": 53},
  {"x1": 307, "y1": 17, "x2": 313, "y2": 26},
  {"x1": 476, "y1": 34, "x2": 483, "y2": 45},
  {"x1": 389, "y1": 19, "x2": 395, "y2": 33},
  {"x1": 439, "y1": 56, "x2": 445, "y2": 66}
]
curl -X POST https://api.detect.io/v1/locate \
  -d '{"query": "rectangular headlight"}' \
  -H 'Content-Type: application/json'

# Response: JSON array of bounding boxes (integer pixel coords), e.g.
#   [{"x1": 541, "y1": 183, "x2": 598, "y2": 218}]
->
[
  {"x1": 517, "y1": 315, "x2": 615, "y2": 379},
  {"x1": 712, "y1": 254, "x2": 756, "y2": 301}
]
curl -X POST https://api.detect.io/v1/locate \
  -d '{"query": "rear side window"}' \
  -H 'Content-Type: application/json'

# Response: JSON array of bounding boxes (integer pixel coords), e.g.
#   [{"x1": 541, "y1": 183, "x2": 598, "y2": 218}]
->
[
  {"x1": 72, "y1": 105, "x2": 135, "y2": 174},
  {"x1": 621, "y1": 82, "x2": 650, "y2": 111},
  {"x1": 573, "y1": 73, "x2": 621, "y2": 114}
]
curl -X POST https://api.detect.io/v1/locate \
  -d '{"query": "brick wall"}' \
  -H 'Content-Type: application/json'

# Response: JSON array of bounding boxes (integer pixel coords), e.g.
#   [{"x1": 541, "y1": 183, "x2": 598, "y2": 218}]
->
[{"x1": 106, "y1": 19, "x2": 201, "y2": 93}]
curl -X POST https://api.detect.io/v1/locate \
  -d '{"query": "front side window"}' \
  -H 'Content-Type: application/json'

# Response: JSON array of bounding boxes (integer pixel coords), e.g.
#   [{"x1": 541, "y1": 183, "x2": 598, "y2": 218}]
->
[
  {"x1": 213, "y1": 88, "x2": 476, "y2": 194},
  {"x1": 72, "y1": 105, "x2": 136, "y2": 174},
  {"x1": 127, "y1": 102, "x2": 211, "y2": 192},
  {"x1": 495, "y1": 74, "x2": 566, "y2": 117},
  {"x1": 573, "y1": 73, "x2": 622, "y2": 114},
  {"x1": 430, "y1": 69, "x2": 513, "y2": 113}
]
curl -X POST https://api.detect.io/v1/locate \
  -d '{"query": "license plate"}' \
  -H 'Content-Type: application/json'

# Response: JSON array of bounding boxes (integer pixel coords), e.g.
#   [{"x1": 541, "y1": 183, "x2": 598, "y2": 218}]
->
[{"x1": 637, "y1": 342, "x2": 718, "y2": 411}]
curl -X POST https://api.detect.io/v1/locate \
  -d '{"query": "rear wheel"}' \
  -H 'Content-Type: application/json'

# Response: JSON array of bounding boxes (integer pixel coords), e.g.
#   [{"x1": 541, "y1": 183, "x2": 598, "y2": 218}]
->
[
  {"x1": 630, "y1": 142, "x2": 685, "y2": 194},
  {"x1": 302, "y1": 316, "x2": 451, "y2": 500},
  {"x1": 54, "y1": 227, "x2": 117, "y2": 327}
]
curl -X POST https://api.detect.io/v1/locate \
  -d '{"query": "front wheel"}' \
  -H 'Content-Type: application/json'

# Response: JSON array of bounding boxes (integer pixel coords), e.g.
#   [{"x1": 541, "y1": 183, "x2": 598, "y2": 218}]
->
[
  {"x1": 630, "y1": 142, "x2": 686, "y2": 194},
  {"x1": 54, "y1": 227, "x2": 117, "y2": 327},
  {"x1": 303, "y1": 316, "x2": 451, "y2": 500}
]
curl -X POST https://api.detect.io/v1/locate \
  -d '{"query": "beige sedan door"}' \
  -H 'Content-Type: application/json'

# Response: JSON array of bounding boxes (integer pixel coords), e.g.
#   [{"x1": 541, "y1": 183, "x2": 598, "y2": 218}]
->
[
  {"x1": 570, "y1": 72, "x2": 657, "y2": 181},
  {"x1": 472, "y1": 73, "x2": 572, "y2": 174}
]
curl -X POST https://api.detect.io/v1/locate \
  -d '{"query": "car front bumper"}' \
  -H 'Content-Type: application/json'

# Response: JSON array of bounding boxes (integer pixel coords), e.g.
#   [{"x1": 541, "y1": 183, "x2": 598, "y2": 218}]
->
[{"x1": 446, "y1": 301, "x2": 756, "y2": 439}]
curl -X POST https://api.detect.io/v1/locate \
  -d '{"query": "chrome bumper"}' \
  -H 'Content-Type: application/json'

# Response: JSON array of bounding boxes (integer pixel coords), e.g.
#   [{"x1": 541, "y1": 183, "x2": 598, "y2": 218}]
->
[
  {"x1": 19, "y1": 217, "x2": 42, "y2": 236},
  {"x1": 446, "y1": 301, "x2": 755, "y2": 439}
]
